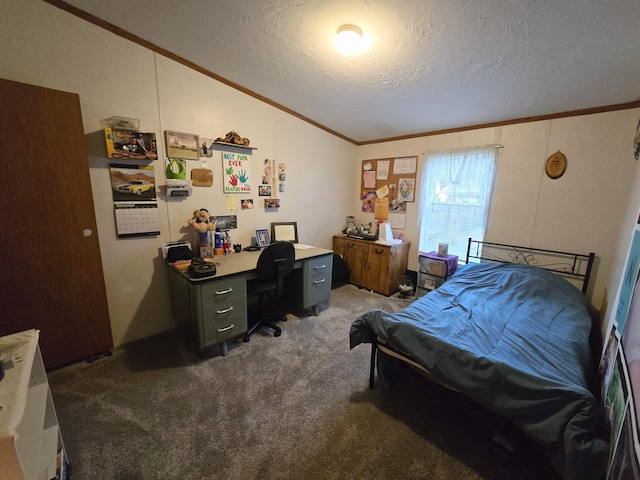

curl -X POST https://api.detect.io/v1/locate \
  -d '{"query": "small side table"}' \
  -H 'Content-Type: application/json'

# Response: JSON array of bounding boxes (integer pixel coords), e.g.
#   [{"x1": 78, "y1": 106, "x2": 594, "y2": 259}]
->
[{"x1": 417, "y1": 251, "x2": 459, "y2": 296}]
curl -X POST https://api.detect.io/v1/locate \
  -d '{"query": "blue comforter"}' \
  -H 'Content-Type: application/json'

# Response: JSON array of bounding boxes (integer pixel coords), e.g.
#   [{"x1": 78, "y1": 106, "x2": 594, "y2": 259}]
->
[{"x1": 350, "y1": 262, "x2": 608, "y2": 480}]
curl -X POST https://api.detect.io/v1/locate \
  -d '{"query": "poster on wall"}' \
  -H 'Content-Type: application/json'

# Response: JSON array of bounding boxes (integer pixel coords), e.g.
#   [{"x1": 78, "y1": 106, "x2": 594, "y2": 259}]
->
[
  {"x1": 222, "y1": 152, "x2": 251, "y2": 193},
  {"x1": 603, "y1": 219, "x2": 640, "y2": 478},
  {"x1": 607, "y1": 408, "x2": 640, "y2": 479},
  {"x1": 398, "y1": 178, "x2": 415, "y2": 202},
  {"x1": 109, "y1": 164, "x2": 160, "y2": 237},
  {"x1": 109, "y1": 164, "x2": 156, "y2": 202},
  {"x1": 278, "y1": 162, "x2": 286, "y2": 192},
  {"x1": 605, "y1": 352, "x2": 629, "y2": 464},
  {"x1": 362, "y1": 191, "x2": 375, "y2": 212},
  {"x1": 261, "y1": 158, "x2": 276, "y2": 195},
  {"x1": 615, "y1": 229, "x2": 640, "y2": 332},
  {"x1": 620, "y1": 249, "x2": 640, "y2": 471}
]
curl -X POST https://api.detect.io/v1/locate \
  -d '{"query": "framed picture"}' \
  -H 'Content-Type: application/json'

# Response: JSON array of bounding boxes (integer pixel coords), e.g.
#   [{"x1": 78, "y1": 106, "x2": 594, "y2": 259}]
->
[
  {"x1": 264, "y1": 198, "x2": 280, "y2": 209},
  {"x1": 165, "y1": 130, "x2": 200, "y2": 160},
  {"x1": 271, "y1": 222, "x2": 298, "y2": 243},
  {"x1": 256, "y1": 229, "x2": 270, "y2": 248},
  {"x1": 258, "y1": 185, "x2": 271, "y2": 196},
  {"x1": 200, "y1": 137, "x2": 213, "y2": 157}
]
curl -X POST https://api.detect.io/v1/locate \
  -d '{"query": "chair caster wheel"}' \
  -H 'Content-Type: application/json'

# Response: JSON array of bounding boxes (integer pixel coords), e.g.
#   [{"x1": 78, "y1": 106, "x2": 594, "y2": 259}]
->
[
  {"x1": 274, "y1": 329, "x2": 282, "y2": 337},
  {"x1": 490, "y1": 443, "x2": 512, "y2": 464},
  {"x1": 243, "y1": 335, "x2": 250, "y2": 342}
]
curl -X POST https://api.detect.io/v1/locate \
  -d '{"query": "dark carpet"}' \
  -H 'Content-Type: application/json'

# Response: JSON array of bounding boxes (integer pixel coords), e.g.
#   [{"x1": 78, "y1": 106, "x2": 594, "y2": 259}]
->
[{"x1": 47, "y1": 284, "x2": 561, "y2": 480}]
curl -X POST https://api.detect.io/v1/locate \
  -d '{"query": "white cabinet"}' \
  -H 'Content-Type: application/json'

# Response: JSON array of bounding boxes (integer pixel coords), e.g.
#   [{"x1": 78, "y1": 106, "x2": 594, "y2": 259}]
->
[{"x1": 0, "y1": 330, "x2": 67, "y2": 480}]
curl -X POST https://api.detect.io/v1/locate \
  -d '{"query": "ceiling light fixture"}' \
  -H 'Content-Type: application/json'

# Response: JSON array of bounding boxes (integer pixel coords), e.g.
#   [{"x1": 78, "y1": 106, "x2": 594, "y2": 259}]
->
[{"x1": 334, "y1": 24, "x2": 365, "y2": 57}]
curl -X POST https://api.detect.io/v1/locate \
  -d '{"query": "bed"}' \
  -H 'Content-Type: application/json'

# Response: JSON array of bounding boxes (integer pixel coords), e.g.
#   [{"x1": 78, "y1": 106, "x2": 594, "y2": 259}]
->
[{"x1": 349, "y1": 239, "x2": 608, "y2": 480}]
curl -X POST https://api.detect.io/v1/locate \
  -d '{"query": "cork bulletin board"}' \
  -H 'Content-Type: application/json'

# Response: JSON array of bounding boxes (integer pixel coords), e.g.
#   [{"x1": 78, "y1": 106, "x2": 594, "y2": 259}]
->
[{"x1": 360, "y1": 156, "x2": 418, "y2": 216}]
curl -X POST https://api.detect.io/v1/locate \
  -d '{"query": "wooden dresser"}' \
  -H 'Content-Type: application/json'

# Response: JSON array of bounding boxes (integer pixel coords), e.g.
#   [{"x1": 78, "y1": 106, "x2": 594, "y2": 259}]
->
[{"x1": 333, "y1": 235, "x2": 410, "y2": 296}]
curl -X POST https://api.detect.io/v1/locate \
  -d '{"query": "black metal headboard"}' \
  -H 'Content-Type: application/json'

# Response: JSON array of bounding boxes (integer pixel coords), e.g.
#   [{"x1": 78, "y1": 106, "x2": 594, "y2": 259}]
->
[{"x1": 465, "y1": 238, "x2": 596, "y2": 294}]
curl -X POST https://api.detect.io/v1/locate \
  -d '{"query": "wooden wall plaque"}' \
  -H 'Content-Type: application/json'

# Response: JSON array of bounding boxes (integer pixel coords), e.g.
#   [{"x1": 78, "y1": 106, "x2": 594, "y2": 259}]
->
[{"x1": 545, "y1": 151, "x2": 567, "y2": 179}]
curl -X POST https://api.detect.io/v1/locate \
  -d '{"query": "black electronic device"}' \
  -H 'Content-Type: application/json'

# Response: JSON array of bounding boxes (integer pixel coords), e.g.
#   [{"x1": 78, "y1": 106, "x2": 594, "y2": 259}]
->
[
  {"x1": 347, "y1": 232, "x2": 378, "y2": 241},
  {"x1": 165, "y1": 243, "x2": 193, "y2": 263},
  {"x1": 188, "y1": 258, "x2": 216, "y2": 278},
  {"x1": 243, "y1": 245, "x2": 260, "y2": 252}
]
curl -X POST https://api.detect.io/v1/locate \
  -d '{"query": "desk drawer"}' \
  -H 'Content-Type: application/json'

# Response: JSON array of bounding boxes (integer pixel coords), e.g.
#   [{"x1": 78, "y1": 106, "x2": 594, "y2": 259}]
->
[
  {"x1": 200, "y1": 276, "x2": 245, "y2": 307},
  {"x1": 305, "y1": 255, "x2": 332, "y2": 306},
  {"x1": 202, "y1": 313, "x2": 246, "y2": 346},
  {"x1": 307, "y1": 255, "x2": 331, "y2": 279},
  {"x1": 193, "y1": 276, "x2": 247, "y2": 348},
  {"x1": 201, "y1": 295, "x2": 246, "y2": 326}
]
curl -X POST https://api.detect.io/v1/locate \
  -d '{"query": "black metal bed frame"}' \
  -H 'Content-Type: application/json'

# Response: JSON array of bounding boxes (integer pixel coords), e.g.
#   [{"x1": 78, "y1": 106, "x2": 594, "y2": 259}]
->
[
  {"x1": 369, "y1": 239, "x2": 598, "y2": 389},
  {"x1": 365, "y1": 239, "x2": 599, "y2": 464},
  {"x1": 465, "y1": 238, "x2": 595, "y2": 294}
]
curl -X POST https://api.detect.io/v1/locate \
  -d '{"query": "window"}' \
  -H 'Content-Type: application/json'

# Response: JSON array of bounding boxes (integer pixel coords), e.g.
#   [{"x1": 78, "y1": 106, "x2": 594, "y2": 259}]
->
[{"x1": 418, "y1": 146, "x2": 498, "y2": 259}]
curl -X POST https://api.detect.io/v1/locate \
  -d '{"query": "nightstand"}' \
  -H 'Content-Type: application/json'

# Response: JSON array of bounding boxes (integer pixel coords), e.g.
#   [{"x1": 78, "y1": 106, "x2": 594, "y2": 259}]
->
[{"x1": 417, "y1": 251, "x2": 459, "y2": 296}]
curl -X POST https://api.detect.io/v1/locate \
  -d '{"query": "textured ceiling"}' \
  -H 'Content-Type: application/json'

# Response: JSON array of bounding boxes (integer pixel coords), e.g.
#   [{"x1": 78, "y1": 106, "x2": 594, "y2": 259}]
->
[{"x1": 58, "y1": 0, "x2": 640, "y2": 143}]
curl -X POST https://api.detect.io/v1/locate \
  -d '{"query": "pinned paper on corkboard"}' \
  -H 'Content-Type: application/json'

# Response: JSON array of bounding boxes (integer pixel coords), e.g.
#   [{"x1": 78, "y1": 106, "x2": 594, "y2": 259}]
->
[
  {"x1": 361, "y1": 156, "x2": 417, "y2": 203},
  {"x1": 375, "y1": 197, "x2": 389, "y2": 219}
]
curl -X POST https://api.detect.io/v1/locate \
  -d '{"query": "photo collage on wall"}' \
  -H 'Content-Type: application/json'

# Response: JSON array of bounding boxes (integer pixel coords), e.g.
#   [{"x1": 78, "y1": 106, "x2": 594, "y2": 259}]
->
[{"x1": 160, "y1": 127, "x2": 287, "y2": 211}]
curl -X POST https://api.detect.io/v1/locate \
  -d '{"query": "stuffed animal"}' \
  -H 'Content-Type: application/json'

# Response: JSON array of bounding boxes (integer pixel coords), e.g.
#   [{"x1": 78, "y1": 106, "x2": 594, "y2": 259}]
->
[
  {"x1": 188, "y1": 209, "x2": 215, "y2": 232},
  {"x1": 188, "y1": 209, "x2": 216, "y2": 246}
]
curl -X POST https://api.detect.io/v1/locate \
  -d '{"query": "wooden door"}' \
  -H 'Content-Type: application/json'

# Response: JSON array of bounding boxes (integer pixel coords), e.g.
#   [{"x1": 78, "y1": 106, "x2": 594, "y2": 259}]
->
[
  {"x1": 343, "y1": 240, "x2": 368, "y2": 286},
  {"x1": 367, "y1": 245, "x2": 391, "y2": 294},
  {"x1": 0, "y1": 78, "x2": 113, "y2": 369}
]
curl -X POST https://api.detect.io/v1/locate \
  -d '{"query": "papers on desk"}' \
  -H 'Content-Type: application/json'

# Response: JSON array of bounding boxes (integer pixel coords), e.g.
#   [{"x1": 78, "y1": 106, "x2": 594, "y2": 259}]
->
[
  {"x1": 375, "y1": 238, "x2": 403, "y2": 245},
  {"x1": 294, "y1": 243, "x2": 314, "y2": 250}
]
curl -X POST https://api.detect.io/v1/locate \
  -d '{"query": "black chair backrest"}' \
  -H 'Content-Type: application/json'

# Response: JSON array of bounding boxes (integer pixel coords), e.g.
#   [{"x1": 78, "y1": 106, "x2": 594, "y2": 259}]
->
[{"x1": 255, "y1": 242, "x2": 295, "y2": 293}]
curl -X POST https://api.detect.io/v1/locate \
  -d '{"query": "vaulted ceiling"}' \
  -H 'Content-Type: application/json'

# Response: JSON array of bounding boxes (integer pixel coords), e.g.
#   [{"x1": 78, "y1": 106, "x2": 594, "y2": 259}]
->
[{"x1": 53, "y1": 0, "x2": 640, "y2": 144}]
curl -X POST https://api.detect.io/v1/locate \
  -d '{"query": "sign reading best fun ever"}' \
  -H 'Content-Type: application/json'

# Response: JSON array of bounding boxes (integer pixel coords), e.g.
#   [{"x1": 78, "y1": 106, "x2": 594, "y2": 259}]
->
[{"x1": 222, "y1": 152, "x2": 251, "y2": 193}]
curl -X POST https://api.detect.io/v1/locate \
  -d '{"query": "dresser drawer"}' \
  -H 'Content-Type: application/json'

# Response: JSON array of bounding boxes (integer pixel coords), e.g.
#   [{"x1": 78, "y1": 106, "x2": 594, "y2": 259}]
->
[
  {"x1": 417, "y1": 272, "x2": 445, "y2": 291},
  {"x1": 418, "y1": 256, "x2": 447, "y2": 276}
]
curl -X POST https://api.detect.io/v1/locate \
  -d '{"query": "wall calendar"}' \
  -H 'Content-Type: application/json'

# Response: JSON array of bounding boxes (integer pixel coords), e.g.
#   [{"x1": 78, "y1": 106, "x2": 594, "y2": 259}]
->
[{"x1": 114, "y1": 203, "x2": 160, "y2": 238}]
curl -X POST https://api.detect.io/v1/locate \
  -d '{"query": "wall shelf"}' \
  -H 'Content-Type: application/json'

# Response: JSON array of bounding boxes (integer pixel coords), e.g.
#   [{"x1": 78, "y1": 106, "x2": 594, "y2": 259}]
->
[{"x1": 211, "y1": 141, "x2": 256, "y2": 154}]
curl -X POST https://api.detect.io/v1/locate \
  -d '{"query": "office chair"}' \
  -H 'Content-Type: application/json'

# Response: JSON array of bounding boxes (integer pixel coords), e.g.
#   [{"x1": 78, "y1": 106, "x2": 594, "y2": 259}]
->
[{"x1": 243, "y1": 241, "x2": 295, "y2": 342}]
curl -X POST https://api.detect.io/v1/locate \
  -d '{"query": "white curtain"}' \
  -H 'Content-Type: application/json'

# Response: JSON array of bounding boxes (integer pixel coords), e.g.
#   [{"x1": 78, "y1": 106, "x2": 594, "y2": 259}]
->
[{"x1": 418, "y1": 145, "x2": 498, "y2": 259}]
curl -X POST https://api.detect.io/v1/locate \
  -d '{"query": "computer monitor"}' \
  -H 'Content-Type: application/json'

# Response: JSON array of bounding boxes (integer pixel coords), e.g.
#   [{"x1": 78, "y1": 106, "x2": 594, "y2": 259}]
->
[{"x1": 271, "y1": 222, "x2": 298, "y2": 243}]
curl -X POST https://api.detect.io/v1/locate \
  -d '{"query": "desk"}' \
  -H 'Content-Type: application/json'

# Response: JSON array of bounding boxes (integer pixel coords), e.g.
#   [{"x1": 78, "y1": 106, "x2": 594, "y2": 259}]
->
[{"x1": 166, "y1": 245, "x2": 333, "y2": 355}]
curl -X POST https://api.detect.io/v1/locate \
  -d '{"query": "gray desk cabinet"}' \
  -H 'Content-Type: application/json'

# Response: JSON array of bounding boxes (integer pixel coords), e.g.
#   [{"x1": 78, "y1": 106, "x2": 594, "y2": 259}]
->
[
  {"x1": 166, "y1": 246, "x2": 333, "y2": 354},
  {"x1": 285, "y1": 253, "x2": 333, "y2": 315},
  {"x1": 168, "y1": 271, "x2": 247, "y2": 355}
]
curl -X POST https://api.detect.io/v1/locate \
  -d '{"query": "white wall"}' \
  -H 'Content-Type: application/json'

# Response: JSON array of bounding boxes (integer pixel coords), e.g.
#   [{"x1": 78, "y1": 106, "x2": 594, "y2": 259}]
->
[
  {"x1": 0, "y1": 0, "x2": 356, "y2": 347},
  {"x1": 357, "y1": 109, "x2": 640, "y2": 321},
  {"x1": 2, "y1": 0, "x2": 639, "y2": 348}
]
